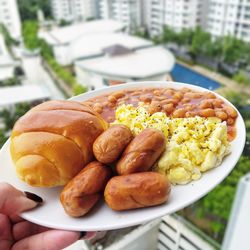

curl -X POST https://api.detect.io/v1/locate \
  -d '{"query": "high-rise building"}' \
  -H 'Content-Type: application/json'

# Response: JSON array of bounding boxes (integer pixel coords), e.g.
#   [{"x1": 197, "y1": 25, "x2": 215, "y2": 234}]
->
[
  {"x1": 206, "y1": 0, "x2": 250, "y2": 42},
  {"x1": 98, "y1": 0, "x2": 142, "y2": 32},
  {"x1": 51, "y1": 0, "x2": 97, "y2": 22},
  {"x1": 0, "y1": 0, "x2": 21, "y2": 39},
  {"x1": 147, "y1": 0, "x2": 203, "y2": 37}
]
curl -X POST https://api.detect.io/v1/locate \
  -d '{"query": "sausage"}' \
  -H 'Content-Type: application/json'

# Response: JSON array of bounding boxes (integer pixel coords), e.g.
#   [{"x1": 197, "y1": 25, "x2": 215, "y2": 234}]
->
[
  {"x1": 60, "y1": 161, "x2": 112, "y2": 217},
  {"x1": 104, "y1": 172, "x2": 171, "y2": 211},
  {"x1": 116, "y1": 128, "x2": 165, "y2": 175},
  {"x1": 93, "y1": 124, "x2": 133, "y2": 164}
]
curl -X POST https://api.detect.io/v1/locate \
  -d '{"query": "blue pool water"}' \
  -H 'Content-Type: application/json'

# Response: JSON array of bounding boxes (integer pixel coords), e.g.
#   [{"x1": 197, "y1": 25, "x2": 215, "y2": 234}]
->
[{"x1": 171, "y1": 63, "x2": 221, "y2": 90}]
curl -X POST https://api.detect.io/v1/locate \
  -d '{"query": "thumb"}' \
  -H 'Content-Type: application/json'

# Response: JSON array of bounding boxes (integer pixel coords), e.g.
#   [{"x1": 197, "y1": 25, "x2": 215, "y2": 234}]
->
[{"x1": 0, "y1": 182, "x2": 42, "y2": 216}]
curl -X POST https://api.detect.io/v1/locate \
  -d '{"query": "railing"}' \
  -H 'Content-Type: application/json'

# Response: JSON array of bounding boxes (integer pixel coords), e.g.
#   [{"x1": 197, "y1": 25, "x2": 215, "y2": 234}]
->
[{"x1": 158, "y1": 215, "x2": 220, "y2": 250}]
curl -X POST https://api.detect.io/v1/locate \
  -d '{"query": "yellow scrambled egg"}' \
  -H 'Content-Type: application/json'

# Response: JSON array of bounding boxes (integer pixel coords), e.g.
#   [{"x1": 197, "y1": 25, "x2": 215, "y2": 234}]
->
[{"x1": 114, "y1": 104, "x2": 230, "y2": 185}]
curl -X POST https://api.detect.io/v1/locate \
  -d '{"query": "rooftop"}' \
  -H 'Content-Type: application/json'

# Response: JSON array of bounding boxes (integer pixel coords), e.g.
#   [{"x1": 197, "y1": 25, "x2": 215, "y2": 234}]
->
[
  {"x1": 0, "y1": 85, "x2": 50, "y2": 107},
  {"x1": 75, "y1": 46, "x2": 175, "y2": 80},
  {"x1": 38, "y1": 20, "x2": 125, "y2": 45},
  {"x1": 70, "y1": 33, "x2": 152, "y2": 61}
]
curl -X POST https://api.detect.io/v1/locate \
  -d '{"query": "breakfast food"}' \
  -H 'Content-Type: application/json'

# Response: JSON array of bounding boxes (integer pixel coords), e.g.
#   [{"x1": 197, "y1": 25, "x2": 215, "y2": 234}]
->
[
  {"x1": 10, "y1": 100, "x2": 108, "y2": 187},
  {"x1": 60, "y1": 161, "x2": 112, "y2": 217},
  {"x1": 114, "y1": 104, "x2": 230, "y2": 184},
  {"x1": 93, "y1": 124, "x2": 133, "y2": 164},
  {"x1": 116, "y1": 128, "x2": 166, "y2": 175},
  {"x1": 104, "y1": 172, "x2": 171, "y2": 211},
  {"x1": 9, "y1": 85, "x2": 239, "y2": 217},
  {"x1": 84, "y1": 87, "x2": 237, "y2": 141}
]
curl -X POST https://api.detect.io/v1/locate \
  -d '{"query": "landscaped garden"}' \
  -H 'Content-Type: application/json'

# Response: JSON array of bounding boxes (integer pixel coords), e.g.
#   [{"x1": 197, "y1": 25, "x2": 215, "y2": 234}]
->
[{"x1": 152, "y1": 26, "x2": 250, "y2": 86}]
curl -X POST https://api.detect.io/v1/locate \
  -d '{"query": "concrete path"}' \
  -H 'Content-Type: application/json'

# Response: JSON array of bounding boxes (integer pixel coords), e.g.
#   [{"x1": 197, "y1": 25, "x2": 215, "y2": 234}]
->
[{"x1": 21, "y1": 55, "x2": 65, "y2": 100}]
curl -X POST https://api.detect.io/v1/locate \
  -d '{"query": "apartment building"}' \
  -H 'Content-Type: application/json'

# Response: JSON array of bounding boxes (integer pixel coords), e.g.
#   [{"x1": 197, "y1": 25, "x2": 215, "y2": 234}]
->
[
  {"x1": 148, "y1": 0, "x2": 203, "y2": 37},
  {"x1": 0, "y1": 0, "x2": 21, "y2": 39},
  {"x1": 206, "y1": 0, "x2": 250, "y2": 42},
  {"x1": 98, "y1": 0, "x2": 143, "y2": 32},
  {"x1": 51, "y1": 0, "x2": 97, "y2": 22}
]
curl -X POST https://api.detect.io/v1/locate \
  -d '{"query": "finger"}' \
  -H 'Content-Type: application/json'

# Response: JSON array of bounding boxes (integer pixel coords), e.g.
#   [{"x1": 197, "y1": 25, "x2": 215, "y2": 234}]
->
[
  {"x1": 12, "y1": 230, "x2": 80, "y2": 250},
  {"x1": 13, "y1": 221, "x2": 50, "y2": 241},
  {"x1": 0, "y1": 183, "x2": 43, "y2": 221},
  {"x1": 0, "y1": 214, "x2": 13, "y2": 250}
]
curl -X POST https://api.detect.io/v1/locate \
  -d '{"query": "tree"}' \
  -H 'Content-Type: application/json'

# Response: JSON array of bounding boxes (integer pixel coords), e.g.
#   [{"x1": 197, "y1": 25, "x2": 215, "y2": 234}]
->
[
  {"x1": 177, "y1": 29, "x2": 194, "y2": 46},
  {"x1": 17, "y1": 0, "x2": 51, "y2": 21},
  {"x1": 233, "y1": 71, "x2": 250, "y2": 85},
  {"x1": 73, "y1": 84, "x2": 88, "y2": 95},
  {"x1": 0, "y1": 129, "x2": 7, "y2": 148},
  {"x1": 59, "y1": 19, "x2": 72, "y2": 27},
  {"x1": 162, "y1": 26, "x2": 178, "y2": 44},
  {"x1": 0, "y1": 23, "x2": 18, "y2": 47},
  {"x1": 22, "y1": 21, "x2": 40, "y2": 50},
  {"x1": 197, "y1": 155, "x2": 250, "y2": 242},
  {"x1": 222, "y1": 36, "x2": 247, "y2": 64},
  {"x1": 190, "y1": 27, "x2": 212, "y2": 57}
]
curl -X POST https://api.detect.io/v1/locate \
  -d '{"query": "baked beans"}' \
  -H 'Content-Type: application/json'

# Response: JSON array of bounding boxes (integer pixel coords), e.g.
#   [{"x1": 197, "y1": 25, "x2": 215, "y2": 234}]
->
[{"x1": 83, "y1": 87, "x2": 238, "y2": 141}]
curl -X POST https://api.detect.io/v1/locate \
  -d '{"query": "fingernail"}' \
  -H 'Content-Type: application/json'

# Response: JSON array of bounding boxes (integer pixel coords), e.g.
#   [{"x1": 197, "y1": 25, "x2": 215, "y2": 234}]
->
[
  {"x1": 79, "y1": 231, "x2": 86, "y2": 239},
  {"x1": 24, "y1": 191, "x2": 43, "y2": 203}
]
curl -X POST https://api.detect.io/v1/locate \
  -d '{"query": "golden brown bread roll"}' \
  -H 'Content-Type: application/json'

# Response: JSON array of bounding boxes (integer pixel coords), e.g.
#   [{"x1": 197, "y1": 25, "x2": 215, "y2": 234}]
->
[
  {"x1": 60, "y1": 161, "x2": 112, "y2": 217},
  {"x1": 93, "y1": 124, "x2": 133, "y2": 164},
  {"x1": 10, "y1": 100, "x2": 108, "y2": 187},
  {"x1": 116, "y1": 128, "x2": 165, "y2": 175},
  {"x1": 104, "y1": 172, "x2": 171, "y2": 211}
]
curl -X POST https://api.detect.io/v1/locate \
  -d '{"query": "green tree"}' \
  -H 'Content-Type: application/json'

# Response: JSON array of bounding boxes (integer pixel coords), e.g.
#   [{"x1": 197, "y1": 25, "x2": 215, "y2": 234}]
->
[
  {"x1": 73, "y1": 84, "x2": 88, "y2": 95},
  {"x1": 0, "y1": 77, "x2": 21, "y2": 87},
  {"x1": 197, "y1": 155, "x2": 250, "y2": 242},
  {"x1": 222, "y1": 36, "x2": 247, "y2": 64},
  {"x1": 190, "y1": 27, "x2": 212, "y2": 57},
  {"x1": 177, "y1": 29, "x2": 194, "y2": 46},
  {"x1": 162, "y1": 26, "x2": 178, "y2": 44},
  {"x1": 222, "y1": 91, "x2": 247, "y2": 112},
  {"x1": 22, "y1": 21, "x2": 40, "y2": 50},
  {"x1": 0, "y1": 129, "x2": 7, "y2": 148},
  {"x1": 58, "y1": 19, "x2": 72, "y2": 27},
  {"x1": 233, "y1": 71, "x2": 250, "y2": 85},
  {"x1": 17, "y1": 0, "x2": 51, "y2": 21},
  {"x1": 0, "y1": 23, "x2": 18, "y2": 47},
  {"x1": 0, "y1": 109, "x2": 15, "y2": 129}
]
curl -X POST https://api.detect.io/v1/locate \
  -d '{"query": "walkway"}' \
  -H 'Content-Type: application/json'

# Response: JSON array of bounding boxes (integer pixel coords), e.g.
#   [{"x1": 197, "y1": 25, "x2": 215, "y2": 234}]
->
[{"x1": 21, "y1": 55, "x2": 65, "y2": 100}]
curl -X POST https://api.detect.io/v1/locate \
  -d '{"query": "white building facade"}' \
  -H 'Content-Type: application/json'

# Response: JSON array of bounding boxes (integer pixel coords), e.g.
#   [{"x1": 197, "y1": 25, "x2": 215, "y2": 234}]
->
[
  {"x1": 50, "y1": 0, "x2": 97, "y2": 22},
  {"x1": 98, "y1": 0, "x2": 143, "y2": 32},
  {"x1": 0, "y1": 0, "x2": 21, "y2": 39},
  {"x1": 147, "y1": 0, "x2": 203, "y2": 37},
  {"x1": 206, "y1": 0, "x2": 250, "y2": 42}
]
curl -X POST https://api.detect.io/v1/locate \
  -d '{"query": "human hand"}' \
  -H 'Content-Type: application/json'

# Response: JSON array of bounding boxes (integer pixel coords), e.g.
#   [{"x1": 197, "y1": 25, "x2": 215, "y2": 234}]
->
[{"x1": 0, "y1": 182, "x2": 80, "y2": 250}]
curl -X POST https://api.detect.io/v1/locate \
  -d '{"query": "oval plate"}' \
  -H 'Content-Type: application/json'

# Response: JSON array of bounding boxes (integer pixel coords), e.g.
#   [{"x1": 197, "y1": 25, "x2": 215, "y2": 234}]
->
[{"x1": 0, "y1": 81, "x2": 246, "y2": 231}]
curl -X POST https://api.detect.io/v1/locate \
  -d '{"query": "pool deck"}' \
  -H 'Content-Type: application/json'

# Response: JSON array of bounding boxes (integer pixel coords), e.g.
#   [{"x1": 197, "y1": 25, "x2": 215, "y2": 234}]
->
[{"x1": 177, "y1": 60, "x2": 250, "y2": 103}]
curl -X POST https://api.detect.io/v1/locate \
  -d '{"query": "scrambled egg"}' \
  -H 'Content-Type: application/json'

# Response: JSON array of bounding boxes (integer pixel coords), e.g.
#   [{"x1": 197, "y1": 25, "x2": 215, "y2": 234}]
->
[{"x1": 114, "y1": 104, "x2": 230, "y2": 185}]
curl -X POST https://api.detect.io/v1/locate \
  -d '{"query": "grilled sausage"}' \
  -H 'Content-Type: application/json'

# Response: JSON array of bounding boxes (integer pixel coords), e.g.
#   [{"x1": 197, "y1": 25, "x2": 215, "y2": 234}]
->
[
  {"x1": 104, "y1": 172, "x2": 171, "y2": 211},
  {"x1": 60, "y1": 161, "x2": 112, "y2": 217},
  {"x1": 116, "y1": 128, "x2": 165, "y2": 175},
  {"x1": 93, "y1": 124, "x2": 133, "y2": 164}
]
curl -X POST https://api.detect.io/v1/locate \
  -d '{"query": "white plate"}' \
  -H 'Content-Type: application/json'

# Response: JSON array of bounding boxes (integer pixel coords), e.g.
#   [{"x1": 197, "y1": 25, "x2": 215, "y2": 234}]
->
[{"x1": 0, "y1": 81, "x2": 246, "y2": 231}]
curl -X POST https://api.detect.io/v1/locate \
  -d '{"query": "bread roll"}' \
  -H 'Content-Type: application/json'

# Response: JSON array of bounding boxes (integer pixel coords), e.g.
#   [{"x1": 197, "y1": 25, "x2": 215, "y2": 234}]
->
[
  {"x1": 104, "y1": 172, "x2": 171, "y2": 211},
  {"x1": 10, "y1": 100, "x2": 108, "y2": 187}
]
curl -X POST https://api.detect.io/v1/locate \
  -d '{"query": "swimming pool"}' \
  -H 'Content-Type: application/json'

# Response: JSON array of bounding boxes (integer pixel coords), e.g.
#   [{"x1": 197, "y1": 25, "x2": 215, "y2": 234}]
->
[{"x1": 171, "y1": 63, "x2": 221, "y2": 90}]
